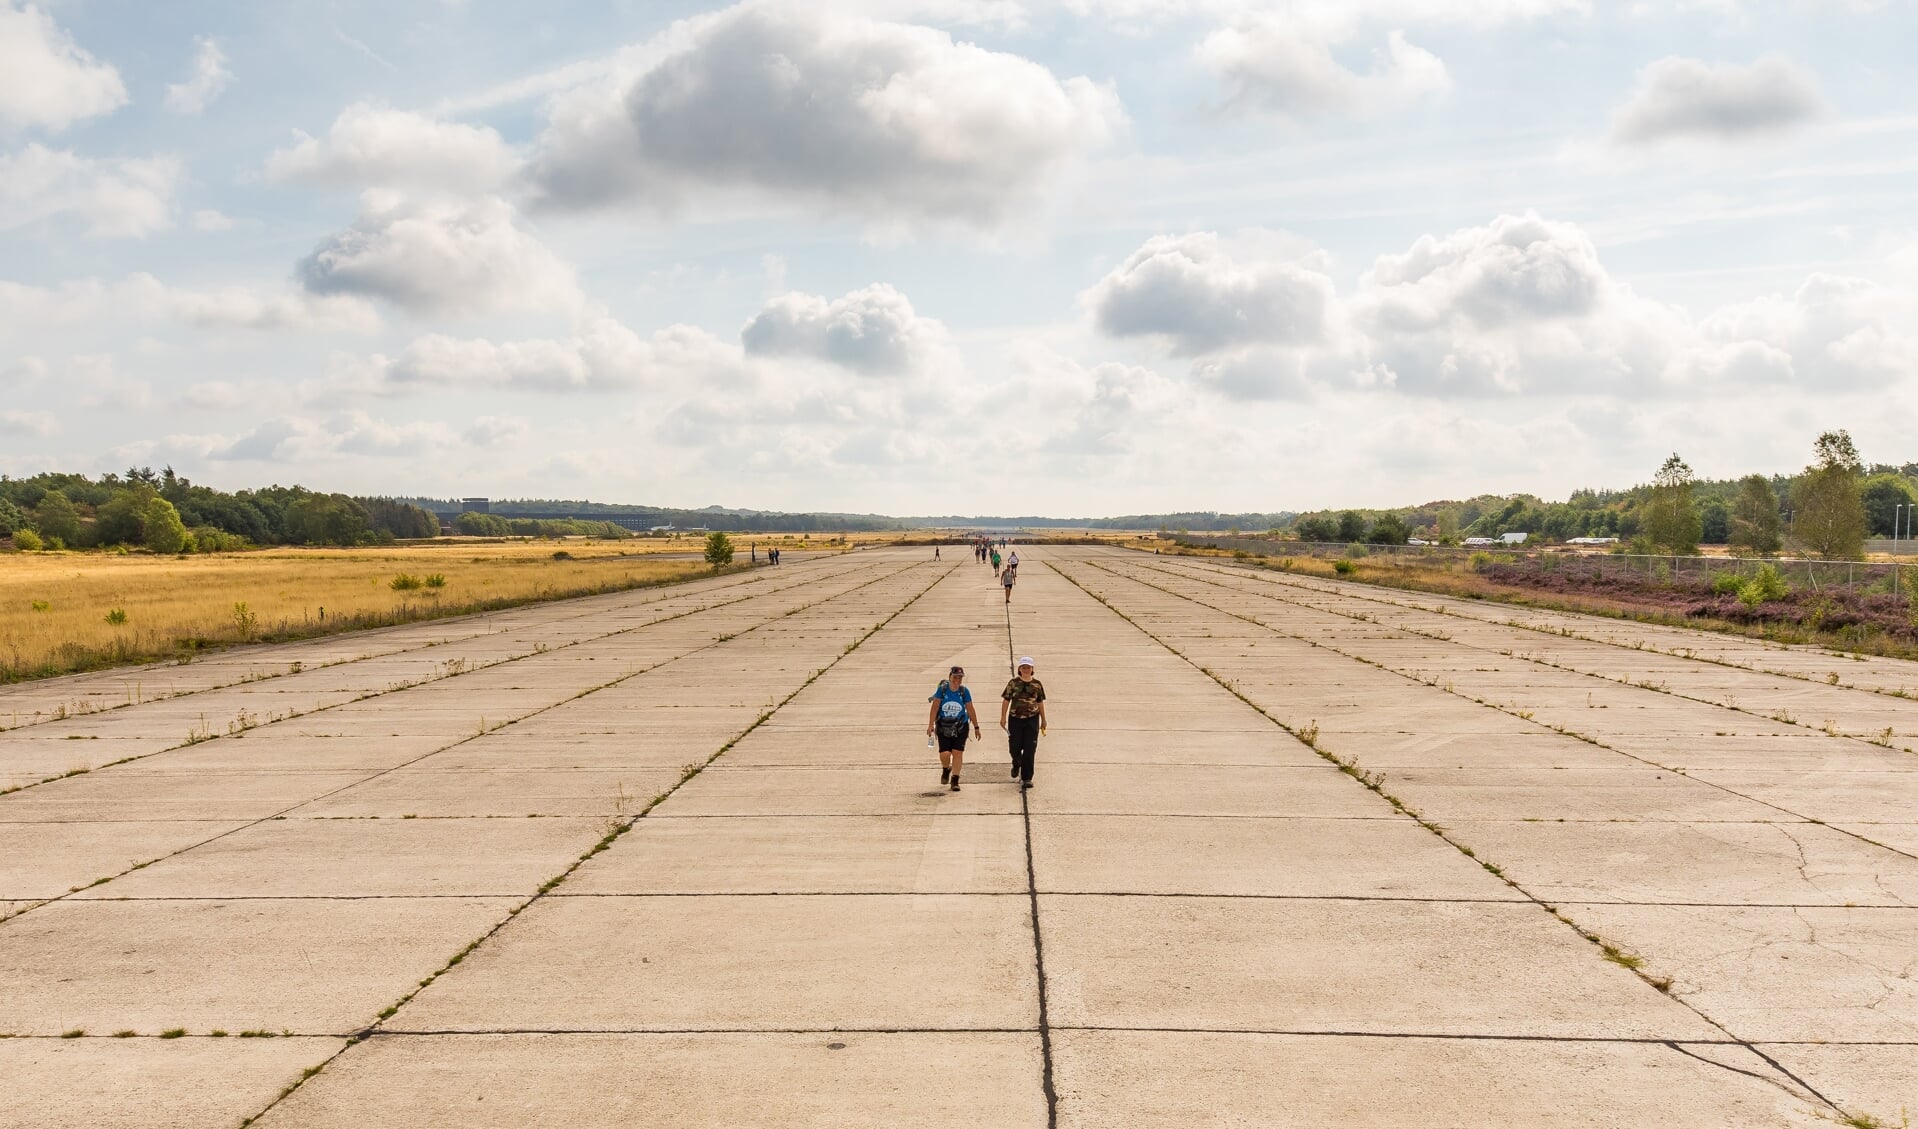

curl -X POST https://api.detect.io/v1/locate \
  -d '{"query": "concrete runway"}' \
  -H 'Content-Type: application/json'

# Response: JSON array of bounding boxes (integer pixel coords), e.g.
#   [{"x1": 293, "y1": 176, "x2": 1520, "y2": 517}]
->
[{"x1": 1, "y1": 545, "x2": 1913, "y2": 1126}]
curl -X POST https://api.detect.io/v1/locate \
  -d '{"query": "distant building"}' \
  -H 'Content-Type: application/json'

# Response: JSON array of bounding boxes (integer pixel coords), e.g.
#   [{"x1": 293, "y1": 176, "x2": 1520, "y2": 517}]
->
[
  {"x1": 461, "y1": 498, "x2": 490, "y2": 514},
  {"x1": 1501, "y1": 532, "x2": 1529, "y2": 545},
  {"x1": 1565, "y1": 536, "x2": 1620, "y2": 546}
]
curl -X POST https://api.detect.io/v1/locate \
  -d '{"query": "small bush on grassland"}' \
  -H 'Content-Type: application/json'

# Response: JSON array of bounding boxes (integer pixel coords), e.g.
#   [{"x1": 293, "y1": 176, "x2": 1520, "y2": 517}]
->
[
  {"x1": 1709, "y1": 571, "x2": 1743, "y2": 596},
  {"x1": 704, "y1": 532, "x2": 736, "y2": 567},
  {"x1": 1344, "y1": 542, "x2": 1368, "y2": 558},
  {"x1": 552, "y1": 550, "x2": 573, "y2": 560},
  {"x1": 190, "y1": 526, "x2": 248, "y2": 553},
  {"x1": 391, "y1": 573, "x2": 424, "y2": 591},
  {"x1": 1333, "y1": 559, "x2": 1356, "y2": 575},
  {"x1": 1739, "y1": 563, "x2": 1790, "y2": 608},
  {"x1": 11, "y1": 529, "x2": 43, "y2": 551},
  {"x1": 1469, "y1": 551, "x2": 1493, "y2": 570},
  {"x1": 424, "y1": 573, "x2": 446, "y2": 588},
  {"x1": 105, "y1": 608, "x2": 127, "y2": 626}
]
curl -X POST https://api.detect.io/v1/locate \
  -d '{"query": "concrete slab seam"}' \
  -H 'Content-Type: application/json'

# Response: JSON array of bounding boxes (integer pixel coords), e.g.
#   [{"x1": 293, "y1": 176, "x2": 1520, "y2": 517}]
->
[
  {"x1": 1102, "y1": 557, "x2": 1918, "y2": 869},
  {"x1": 0, "y1": 562, "x2": 926, "y2": 928},
  {"x1": 229, "y1": 562, "x2": 958, "y2": 1128},
  {"x1": 1146, "y1": 555, "x2": 1918, "y2": 759},
  {"x1": 0, "y1": 559, "x2": 890, "y2": 805},
  {"x1": 1046, "y1": 559, "x2": 1846, "y2": 1118}
]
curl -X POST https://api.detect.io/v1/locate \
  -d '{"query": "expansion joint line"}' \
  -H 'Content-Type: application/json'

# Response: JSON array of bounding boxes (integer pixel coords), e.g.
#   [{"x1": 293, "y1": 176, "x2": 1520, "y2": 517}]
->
[
  {"x1": 0, "y1": 561, "x2": 926, "y2": 930},
  {"x1": 1044, "y1": 558, "x2": 1845, "y2": 1118},
  {"x1": 1105, "y1": 554, "x2": 1918, "y2": 866},
  {"x1": 0, "y1": 551, "x2": 838, "y2": 737},
  {"x1": 0, "y1": 557, "x2": 878, "y2": 800},
  {"x1": 235, "y1": 560, "x2": 958, "y2": 1128},
  {"x1": 1157, "y1": 554, "x2": 1917, "y2": 757},
  {"x1": 1005, "y1": 588, "x2": 1059, "y2": 1129}
]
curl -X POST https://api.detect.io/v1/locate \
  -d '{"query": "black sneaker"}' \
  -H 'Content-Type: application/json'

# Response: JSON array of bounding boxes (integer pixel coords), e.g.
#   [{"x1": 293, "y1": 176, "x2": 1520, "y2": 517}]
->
[
  {"x1": 950, "y1": 777, "x2": 961, "y2": 792},
  {"x1": 1021, "y1": 780, "x2": 1032, "y2": 791},
  {"x1": 940, "y1": 767, "x2": 950, "y2": 785},
  {"x1": 1010, "y1": 762, "x2": 1018, "y2": 778}
]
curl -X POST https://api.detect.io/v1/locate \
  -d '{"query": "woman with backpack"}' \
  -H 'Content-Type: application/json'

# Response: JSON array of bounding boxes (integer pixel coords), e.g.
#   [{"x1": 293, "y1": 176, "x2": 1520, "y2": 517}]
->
[{"x1": 926, "y1": 665, "x2": 981, "y2": 791}]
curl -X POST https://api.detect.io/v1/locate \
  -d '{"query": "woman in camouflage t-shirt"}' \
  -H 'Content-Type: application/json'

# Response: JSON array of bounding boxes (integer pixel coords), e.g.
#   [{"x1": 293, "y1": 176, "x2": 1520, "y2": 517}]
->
[{"x1": 999, "y1": 656, "x2": 1047, "y2": 790}]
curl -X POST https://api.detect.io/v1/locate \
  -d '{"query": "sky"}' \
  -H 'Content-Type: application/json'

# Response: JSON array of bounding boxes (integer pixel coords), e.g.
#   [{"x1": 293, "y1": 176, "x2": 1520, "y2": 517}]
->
[{"x1": 2, "y1": 0, "x2": 1915, "y2": 516}]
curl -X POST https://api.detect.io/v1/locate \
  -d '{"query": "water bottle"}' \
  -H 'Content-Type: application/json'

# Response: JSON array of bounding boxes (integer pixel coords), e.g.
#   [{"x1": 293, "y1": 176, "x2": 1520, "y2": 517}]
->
[{"x1": 926, "y1": 732, "x2": 936, "y2": 749}]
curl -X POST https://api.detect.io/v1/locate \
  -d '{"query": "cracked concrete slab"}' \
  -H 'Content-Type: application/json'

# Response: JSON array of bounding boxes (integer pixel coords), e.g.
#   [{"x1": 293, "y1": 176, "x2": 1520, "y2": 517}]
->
[
  {"x1": 562, "y1": 813, "x2": 1028, "y2": 894},
  {"x1": 1052, "y1": 1030, "x2": 1825, "y2": 1128},
  {"x1": 255, "y1": 1032, "x2": 1046, "y2": 1128},
  {"x1": 69, "y1": 817, "x2": 611, "y2": 898},
  {"x1": 1560, "y1": 902, "x2": 1918, "y2": 1041},
  {"x1": 390, "y1": 893, "x2": 1037, "y2": 1031},
  {"x1": 0, "y1": 1036, "x2": 344, "y2": 1129},
  {"x1": 0, "y1": 897, "x2": 516, "y2": 1034},
  {"x1": 1040, "y1": 894, "x2": 1720, "y2": 1038},
  {"x1": 1031, "y1": 814, "x2": 1524, "y2": 899},
  {"x1": 1442, "y1": 819, "x2": 1918, "y2": 906}
]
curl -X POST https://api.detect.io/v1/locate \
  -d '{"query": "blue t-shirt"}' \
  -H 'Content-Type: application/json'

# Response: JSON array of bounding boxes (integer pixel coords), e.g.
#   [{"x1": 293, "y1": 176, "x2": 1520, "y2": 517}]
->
[{"x1": 931, "y1": 682, "x2": 972, "y2": 724}]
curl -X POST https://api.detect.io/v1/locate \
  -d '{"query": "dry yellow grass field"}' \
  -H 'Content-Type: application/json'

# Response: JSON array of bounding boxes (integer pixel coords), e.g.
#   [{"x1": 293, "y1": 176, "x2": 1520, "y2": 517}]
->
[{"x1": 0, "y1": 541, "x2": 738, "y2": 682}]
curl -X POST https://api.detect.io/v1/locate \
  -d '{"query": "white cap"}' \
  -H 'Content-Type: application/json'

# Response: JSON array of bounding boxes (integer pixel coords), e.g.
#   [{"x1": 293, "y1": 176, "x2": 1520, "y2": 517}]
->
[{"x1": 1017, "y1": 656, "x2": 1035, "y2": 668}]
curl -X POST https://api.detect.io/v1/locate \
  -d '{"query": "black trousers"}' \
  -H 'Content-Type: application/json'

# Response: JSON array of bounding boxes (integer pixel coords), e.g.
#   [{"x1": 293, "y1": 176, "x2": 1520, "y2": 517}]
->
[{"x1": 1008, "y1": 715, "x2": 1040, "y2": 782}]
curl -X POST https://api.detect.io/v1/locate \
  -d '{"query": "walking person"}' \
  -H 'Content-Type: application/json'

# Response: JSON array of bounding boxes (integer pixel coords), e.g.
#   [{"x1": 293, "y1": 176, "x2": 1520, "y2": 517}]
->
[
  {"x1": 927, "y1": 666, "x2": 981, "y2": 791},
  {"x1": 990, "y1": 548, "x2": 1001, "y2": 576},
  {"x1": 1001, "y1": 657, "x2": 1047, "y2": 789},
  {"x1": 1001, "y1": 558, "x2": 1017, "y2": 603}
]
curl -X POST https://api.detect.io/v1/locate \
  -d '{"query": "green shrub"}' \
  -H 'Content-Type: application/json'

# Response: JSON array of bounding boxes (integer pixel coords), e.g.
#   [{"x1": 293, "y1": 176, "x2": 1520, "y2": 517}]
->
[
  {"x1": 1468, "y1": 551, "x2": 1492, "y2": 570},
  {"x1": 1344, "y1": 542, "x2": 1368, "y2": 558},
  {"x1": 105, "y1": 608, "x2": 128, "y2": 626},
  {"x1": 1332, "y1": 559, "x2": 1356, "y2": 575},
  {"x1": 424, "y1": 573, "x2": 447, "y2": 588},
  {"x1": 1738, "y1": 563, "x2": 1790, "y2": 608},
  {"x1": 390, "y1": 573, "x2": 425, "y2": 591},
  {"x1": 11, "y1": 528, "x2": 43, "y2": 551},
  {"x1": 1709, "y1": 571, "x2": 1743, "y2": 595},
  {"x1": 190, "y1": 526, "x2": 248, "y2": 553},
  {"x1": 704, "y1": 531, "x2": 736, "y2": 567}
]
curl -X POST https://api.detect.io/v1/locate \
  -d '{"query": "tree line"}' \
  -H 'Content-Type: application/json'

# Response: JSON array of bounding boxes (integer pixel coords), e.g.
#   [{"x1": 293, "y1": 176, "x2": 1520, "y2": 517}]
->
[
  {"x1": 1283, "y1": 431, "x2": 1910, "y2": 559},
  {"x1": 0, "y1": 468, "x2": 446, "y2": 552}
]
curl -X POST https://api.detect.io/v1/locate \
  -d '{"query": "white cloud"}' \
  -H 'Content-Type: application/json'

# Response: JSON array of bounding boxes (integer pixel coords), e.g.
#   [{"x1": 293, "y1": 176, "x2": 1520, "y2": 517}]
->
[
  {"x1": 348, "y1": 318, "x2": 741, "y2": 393},
  {"x1": 741, "y1": 284, "x2": 952, "y2": 375},
  {"x1": 1087, "y1": 231, "x2": 1336, "y2": 355},
  {"x1": 265, "y1": 103, "x2": 520, "y2": 192},
  {"x1": 465, "y1": 415, "x2": 530, "y2": 446},
  {"x1": 191, "y1": 208, "x2": 240, "y2": 231},
  {"x1": 159, "y1": 280, "x2": 381, "y2": 333},
  {"x1": 0, "y1": 144, "x2": 178, "y2": 237},
  {"x1": 0, "y1": 2, "x2": 126, "y2": 130},
  {"x1": 1609, "y1": 55, "x2": 1826, "y2": 146},
  {"x1": 1352, "y1": 212, "x2": 1683, "y2": 395},
  {"x1": 0, "y1": 274, "x2": 379, "y2": 335},
  {"x1": 524, "y1": 4, "x2": 1123, "y2": 231},
  {"x1": 1197, "y1": 19, "x2": 1448, "y2": 118},
  {"x1": 163, "y1": 37, "x2": 232, "y2": 115},
  {"x1": 1699, "y1": 272, "x2": 1918, "y2": 390},
  {"x1": 297, "y1": 193, "x2": 580, "y2": 315},
  {"x1": 193, "y1": 412, "x2": 461, "y2": 463},
  {"x1": 0, "y1": 408, "x2": 57, "y2": 436}
]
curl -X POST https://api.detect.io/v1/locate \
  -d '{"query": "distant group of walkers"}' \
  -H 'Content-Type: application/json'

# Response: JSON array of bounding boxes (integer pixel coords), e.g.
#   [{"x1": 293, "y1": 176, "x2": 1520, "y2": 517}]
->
[
  {"x1": 750, "y1": 545, "x2": 783, "y2": 565},
  {"x1": 926, "y1": 656, "x2": 1047, "y2": 792},
  {"x1": 969, "y1": 540, "x2": 1019, "y2": 603}
]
